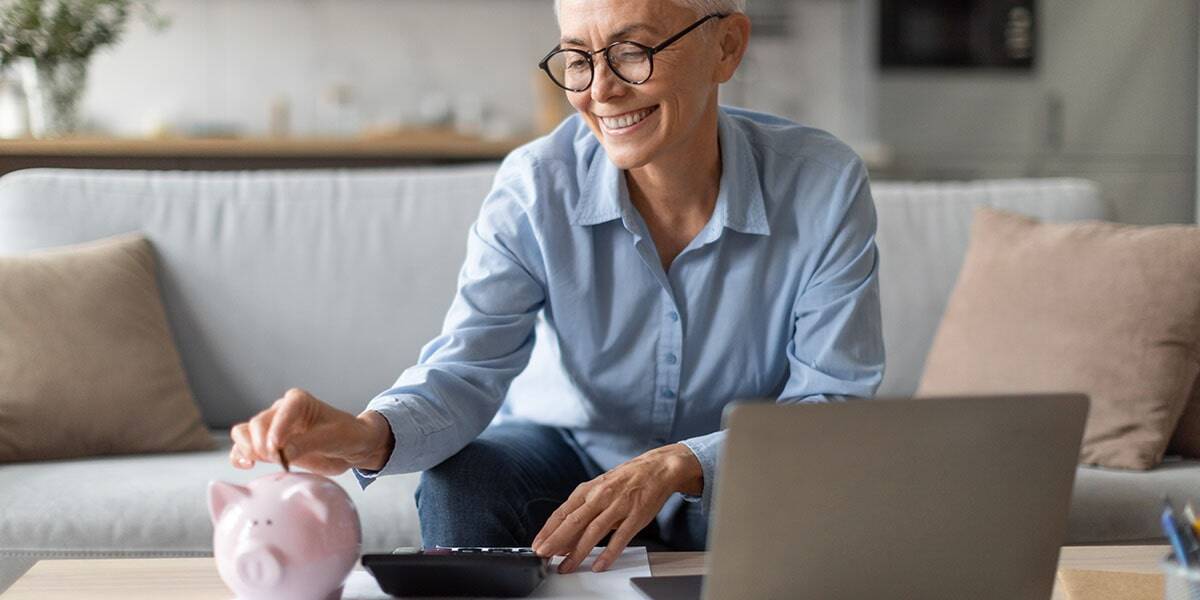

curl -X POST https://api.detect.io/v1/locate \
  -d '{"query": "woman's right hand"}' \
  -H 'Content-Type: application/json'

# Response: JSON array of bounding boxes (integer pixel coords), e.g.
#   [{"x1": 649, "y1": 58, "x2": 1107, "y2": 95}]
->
[{"x1": 229, "y1": 388, "x2": 395, "y2": 477}]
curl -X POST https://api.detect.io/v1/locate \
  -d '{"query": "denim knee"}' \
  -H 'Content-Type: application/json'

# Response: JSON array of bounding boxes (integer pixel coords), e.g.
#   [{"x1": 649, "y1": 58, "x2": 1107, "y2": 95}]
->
[
  {"x1": 415, "y1": 439, "x2": 525, "y2": 546},
  {"x1": 417, "y1": 439, "x2": 517, "y2": 503}
]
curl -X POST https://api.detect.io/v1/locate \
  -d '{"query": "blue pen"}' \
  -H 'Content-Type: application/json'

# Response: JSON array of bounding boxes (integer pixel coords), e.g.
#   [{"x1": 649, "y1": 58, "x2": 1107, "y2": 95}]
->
[{"x1": 1163, "y1": 498, "x2": 1192, "y2": 567}]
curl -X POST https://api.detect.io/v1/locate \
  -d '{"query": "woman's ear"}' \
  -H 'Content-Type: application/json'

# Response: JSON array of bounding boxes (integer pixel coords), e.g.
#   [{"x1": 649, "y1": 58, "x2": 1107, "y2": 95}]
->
[{"x1": 714, "y1": 13, "x2": 751, "y2": 84}]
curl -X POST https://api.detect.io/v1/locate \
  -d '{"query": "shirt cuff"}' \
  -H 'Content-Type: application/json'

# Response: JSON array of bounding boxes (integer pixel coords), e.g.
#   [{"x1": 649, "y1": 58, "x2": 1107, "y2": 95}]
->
[
  {"x1": 349, "y1": 394, "x2": 432, "y2": 490},
  {"x1": 679, "y1": 429, "x2": 725, "y2": 515},
  {"x1": 352, "y1": 466, "x2": 381, "y2": 490}
]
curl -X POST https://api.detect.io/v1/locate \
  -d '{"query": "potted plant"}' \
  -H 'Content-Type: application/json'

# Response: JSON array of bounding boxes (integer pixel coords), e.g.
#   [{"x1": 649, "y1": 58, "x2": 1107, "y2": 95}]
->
[{"x1": 0, "y1": 0, "x2": 167, "y2": 137}]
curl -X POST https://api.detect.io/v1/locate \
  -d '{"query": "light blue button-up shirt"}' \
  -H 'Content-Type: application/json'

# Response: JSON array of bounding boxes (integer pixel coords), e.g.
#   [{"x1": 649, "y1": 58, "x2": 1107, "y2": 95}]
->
[{"x1": 355, "y1": 106, "x2": 885, "y2": 524}]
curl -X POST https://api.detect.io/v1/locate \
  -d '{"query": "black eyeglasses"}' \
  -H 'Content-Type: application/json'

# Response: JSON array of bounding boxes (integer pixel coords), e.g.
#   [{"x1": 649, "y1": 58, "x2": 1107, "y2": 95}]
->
[{"x1": 538, "y1": 13, "x2": 728, "y2": 93}]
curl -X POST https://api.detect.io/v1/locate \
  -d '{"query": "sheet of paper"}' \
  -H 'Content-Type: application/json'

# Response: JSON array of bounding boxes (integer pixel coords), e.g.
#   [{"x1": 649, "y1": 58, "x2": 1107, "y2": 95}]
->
[{"x1": 342, "y1": 546, "x2": 652, "y2": 600}]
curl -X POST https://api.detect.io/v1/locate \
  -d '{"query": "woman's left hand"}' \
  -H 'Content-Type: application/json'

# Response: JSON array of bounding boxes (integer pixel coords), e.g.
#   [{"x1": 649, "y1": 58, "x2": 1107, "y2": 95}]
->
[{"x1": 531, "y1": 443, "x2": 703, "y2": 573}]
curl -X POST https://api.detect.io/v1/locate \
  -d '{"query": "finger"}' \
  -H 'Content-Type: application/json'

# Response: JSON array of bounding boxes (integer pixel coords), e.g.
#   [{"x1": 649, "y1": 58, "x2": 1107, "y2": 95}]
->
[
  {"x1": 247, "y1": 406, "x2": 279, "y2": 461},
  {"x1": 533, "y1": 490, "x2": 587, "y2": 552},
  {"x1": 558, "y1": 502, "x2": 626, "y2": 574},
  {"x1": 229, "y1": 446, "x2": 252, "y2": 469},
  {"x1": 269, "y1": 389, "x2": 314, "y2": 450},
  {"x1": 533, "y1": 490, "x2": 591, "y2": 555},
  {"x1": 593, "y1": 513, "x2": 650, "y2": 572},
  {"x1": 229, "y1": 425, "x2": 255, "y2": 468},
  {"x1": 538, "y1": 488, "x2": 613, "y2": 558}
]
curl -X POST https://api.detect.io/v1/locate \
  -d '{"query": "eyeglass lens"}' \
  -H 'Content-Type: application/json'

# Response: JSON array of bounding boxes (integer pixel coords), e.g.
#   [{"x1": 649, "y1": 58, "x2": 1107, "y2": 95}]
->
[{"x1": 543, "y1": 42, "x2": 652, "y2": 91}]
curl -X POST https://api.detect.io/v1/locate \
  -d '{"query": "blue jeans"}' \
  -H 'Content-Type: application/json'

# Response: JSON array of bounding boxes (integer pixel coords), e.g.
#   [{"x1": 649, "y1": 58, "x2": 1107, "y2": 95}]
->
[{"x1": 415, "y1": 421, "x2": 708, "y2": 551}]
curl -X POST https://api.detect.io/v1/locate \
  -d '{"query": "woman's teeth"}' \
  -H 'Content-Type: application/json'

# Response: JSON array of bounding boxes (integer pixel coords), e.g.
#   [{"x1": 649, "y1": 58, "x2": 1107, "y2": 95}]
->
[{"x1": 600, "y1": 107, "x2": 655, "y2": 130}]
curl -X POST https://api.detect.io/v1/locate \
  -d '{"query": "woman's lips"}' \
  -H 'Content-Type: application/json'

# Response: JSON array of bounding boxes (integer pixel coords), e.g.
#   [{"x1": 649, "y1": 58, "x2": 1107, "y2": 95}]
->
[{"x1": 598, "y1": 106, "x2": 659, "y2": 135}]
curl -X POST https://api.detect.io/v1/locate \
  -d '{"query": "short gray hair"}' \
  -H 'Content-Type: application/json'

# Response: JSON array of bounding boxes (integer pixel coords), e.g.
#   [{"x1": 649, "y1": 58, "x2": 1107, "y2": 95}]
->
[{"x1": 554, "y1": 0, "x2": 747, "y2": 18}]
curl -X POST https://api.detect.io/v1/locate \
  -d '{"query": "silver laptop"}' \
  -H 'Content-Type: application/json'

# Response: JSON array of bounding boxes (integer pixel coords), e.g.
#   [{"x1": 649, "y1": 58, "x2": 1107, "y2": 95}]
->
[{"x1": 632, "y1": 394, "x2": 1089, "y2": 600}]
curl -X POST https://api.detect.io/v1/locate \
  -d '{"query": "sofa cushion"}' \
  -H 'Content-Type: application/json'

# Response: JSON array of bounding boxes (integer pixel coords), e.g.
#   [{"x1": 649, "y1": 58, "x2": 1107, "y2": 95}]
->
[
  {"x1": 0, "y1": 430, "x2": 421, "y2": 556},
  {"x1": 0, "y1": 233, "x2": 214, "y2": 462},
  {"x1": 1069, "y1": 460, "x2": 1200, "y2": 543},
  {"x1": 917, "y1": 207, "x2": 1200, "y2": 470},
  {"x1": 0, "y1": 428, "x2": 1175, "y2": 562}
]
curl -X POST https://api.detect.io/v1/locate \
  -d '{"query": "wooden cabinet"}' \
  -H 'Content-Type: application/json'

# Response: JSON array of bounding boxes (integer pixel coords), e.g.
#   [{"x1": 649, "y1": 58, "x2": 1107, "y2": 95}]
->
[
  {"x1": 1040, "y1": 1, "x2": 1196, "y2": 157},
  {"x1": 877, "y1": 0, "x2": 1197, "y2": 224}
]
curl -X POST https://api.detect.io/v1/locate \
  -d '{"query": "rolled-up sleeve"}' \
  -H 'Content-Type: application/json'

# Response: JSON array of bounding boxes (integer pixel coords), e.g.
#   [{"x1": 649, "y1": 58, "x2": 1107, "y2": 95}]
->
[
  {"x1": 681, "y1": 158, "x2": 886, "y2": 514},
  {"x1": 354, "y1": 159, "x2": 547, "y2": 489}
]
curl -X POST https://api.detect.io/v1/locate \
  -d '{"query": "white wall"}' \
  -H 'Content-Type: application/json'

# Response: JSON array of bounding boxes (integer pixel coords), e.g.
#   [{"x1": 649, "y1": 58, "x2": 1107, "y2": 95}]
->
[
  {"x1": 724, "y1": 0, "x2": 876, "y2": 146},
  {"x1": 80, "y1": 0, "x2": 875, "y2": 145}
]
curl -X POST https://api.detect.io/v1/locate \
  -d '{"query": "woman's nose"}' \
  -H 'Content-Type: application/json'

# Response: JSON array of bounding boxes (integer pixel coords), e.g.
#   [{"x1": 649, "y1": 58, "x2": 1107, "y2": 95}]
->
[{"x1": 589, "y1": 57, "x2": 625, "y2": 102}]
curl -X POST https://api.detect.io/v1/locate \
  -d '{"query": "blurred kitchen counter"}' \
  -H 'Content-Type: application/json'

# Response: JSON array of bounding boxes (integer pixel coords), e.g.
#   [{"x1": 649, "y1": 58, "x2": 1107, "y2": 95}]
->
[
  {"x1": 0, "y1": 131, "x2": 893, "y2": 175},
  {"x1": 0, "y1": 129, "x2": 532, "y2": 175}
]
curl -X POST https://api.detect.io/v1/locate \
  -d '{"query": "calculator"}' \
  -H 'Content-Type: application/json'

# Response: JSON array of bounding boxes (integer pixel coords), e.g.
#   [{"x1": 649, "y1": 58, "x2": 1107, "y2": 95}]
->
[{"x1": 361, "y1": 546, "x2": 550, "y2": 598}]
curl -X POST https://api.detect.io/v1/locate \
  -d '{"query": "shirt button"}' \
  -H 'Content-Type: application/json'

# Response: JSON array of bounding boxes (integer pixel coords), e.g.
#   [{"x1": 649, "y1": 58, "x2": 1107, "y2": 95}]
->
[
  {"x1": 661, "y1": 388, "x2": 676, "y2": 399},
  {"x1": 668, "y1": 311, "x2": 679, "y2": 322},
  {"x1": 665, "y1": 353, "x2": 678, "y2": 365}
]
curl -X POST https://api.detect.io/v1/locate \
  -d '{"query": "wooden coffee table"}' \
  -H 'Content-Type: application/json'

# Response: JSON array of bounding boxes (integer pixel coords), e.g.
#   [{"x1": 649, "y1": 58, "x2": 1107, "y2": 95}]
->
[{"x1": 2, "y1": 546, "x2": 1169, "y2": 599}]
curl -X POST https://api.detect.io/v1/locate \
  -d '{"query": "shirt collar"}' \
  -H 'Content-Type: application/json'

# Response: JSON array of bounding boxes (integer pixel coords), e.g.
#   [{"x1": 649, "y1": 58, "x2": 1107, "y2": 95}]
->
[
  {"x1": 570, "y1": 108, "x2": 771, "y2": 237},
  {"x1": 571, "y1": 147, "x2": 625, "y2": 226}
]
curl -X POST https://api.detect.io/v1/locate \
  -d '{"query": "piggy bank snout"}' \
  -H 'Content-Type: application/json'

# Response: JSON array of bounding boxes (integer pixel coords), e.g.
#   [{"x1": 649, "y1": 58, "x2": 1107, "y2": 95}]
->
[{"x1": 234, "y1": 543, "x2": 285, "y2": 589}]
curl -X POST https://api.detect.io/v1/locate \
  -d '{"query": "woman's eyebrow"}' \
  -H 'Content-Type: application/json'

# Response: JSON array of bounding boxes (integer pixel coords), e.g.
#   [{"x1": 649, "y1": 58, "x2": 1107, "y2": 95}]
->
[{"x1": 560, "y1": 23, "x2": 658, "y2": 47}]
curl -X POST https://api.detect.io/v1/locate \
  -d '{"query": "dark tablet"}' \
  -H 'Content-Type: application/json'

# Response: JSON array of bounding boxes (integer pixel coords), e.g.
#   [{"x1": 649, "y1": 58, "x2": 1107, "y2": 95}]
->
[{"x1": 361, "y1": 547, "x2": 550, "y2": 598}]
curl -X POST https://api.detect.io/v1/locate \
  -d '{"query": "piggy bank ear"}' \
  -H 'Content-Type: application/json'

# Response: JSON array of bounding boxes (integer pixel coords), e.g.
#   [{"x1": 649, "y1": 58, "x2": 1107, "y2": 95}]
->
[
  {"x1": 208, "y1": 481, "x2": 251, "y2": 524},
  {"x1": 282, "y1": 483, "x2": 330, "y2": 523}
]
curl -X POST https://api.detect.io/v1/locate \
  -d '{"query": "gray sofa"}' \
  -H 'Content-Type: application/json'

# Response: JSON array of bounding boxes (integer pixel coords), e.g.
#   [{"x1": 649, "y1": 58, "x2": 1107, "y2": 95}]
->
[{"x1": 0, "y1": 167, "x2": 1191, "y2": 591}]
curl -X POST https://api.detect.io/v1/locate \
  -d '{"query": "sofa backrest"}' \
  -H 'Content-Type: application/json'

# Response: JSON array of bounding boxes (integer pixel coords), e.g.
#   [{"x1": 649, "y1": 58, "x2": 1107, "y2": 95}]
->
[
  {"x1": 871, "y1": 178, "x2": 1109, "y2": 396},
  {"x1": 0, "y1": 167, "x2": 496, "y2": 427},
  {"x1": 0, "y1": 168, "x2": 1108, "y2": 426}
]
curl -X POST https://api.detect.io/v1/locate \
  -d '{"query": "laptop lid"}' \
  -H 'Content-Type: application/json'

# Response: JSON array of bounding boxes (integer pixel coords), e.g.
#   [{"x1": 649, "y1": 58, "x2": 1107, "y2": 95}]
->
[{"x1": 702, "y1": 394, "x2": 1088, "y2": 600}]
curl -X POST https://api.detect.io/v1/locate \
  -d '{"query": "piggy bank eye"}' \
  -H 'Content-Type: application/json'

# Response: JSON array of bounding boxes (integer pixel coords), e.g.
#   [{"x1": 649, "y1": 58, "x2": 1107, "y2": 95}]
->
[
  {"x1": 266, "y1": 519, "x2": 273, "y2": 525},
  {"x1": 252, "y1": 520, "x2": 259, "y2": 526}
]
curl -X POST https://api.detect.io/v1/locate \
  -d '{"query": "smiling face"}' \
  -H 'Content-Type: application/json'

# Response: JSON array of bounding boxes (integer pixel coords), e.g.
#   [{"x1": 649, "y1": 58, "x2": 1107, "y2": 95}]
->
[{"x1": 555, "y1": 0, "x2": 742, "y2": 171}]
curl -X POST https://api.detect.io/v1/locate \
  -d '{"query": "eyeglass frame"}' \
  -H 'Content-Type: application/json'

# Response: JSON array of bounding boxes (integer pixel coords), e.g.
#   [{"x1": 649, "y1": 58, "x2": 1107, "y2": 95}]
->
[{"x1": 537, "y1": 13, "x2": 729, "y2": 92}]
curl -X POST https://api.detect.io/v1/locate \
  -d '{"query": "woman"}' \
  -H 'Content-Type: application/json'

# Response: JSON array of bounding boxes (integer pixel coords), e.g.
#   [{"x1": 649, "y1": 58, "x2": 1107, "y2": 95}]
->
[{"x1": 230, "y1": 0, "x2": 884, "y2": 575}]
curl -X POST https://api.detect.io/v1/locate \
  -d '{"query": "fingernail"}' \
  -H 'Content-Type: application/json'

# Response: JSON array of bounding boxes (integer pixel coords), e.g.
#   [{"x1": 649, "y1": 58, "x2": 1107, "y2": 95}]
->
[
  {"x1": 238, "y1": 458, "x2": 251, "y2": 467},
  {"x1": 593, "y1": 559, "x2": 609, "y2": 572}
]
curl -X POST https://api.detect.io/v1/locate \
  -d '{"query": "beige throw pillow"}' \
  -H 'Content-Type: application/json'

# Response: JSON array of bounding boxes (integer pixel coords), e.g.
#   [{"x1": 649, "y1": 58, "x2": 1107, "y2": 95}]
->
[
  {"x1": 917, "y1": 207, "x2": 1200, "y2": 470},
  {"x1": 0, "y1": 234, "x2": 215, "y2": 462}
]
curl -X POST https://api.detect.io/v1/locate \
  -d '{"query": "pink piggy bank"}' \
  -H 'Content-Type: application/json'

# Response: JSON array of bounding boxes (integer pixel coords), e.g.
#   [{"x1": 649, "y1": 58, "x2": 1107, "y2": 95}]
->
[{"x1": 208, "y1": 472, "x2": 363, "y2": 600}]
